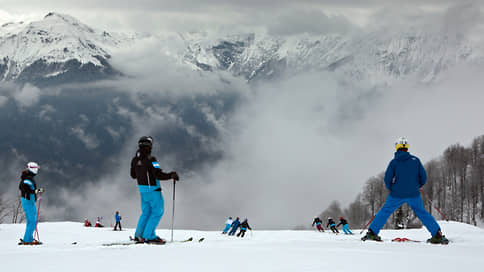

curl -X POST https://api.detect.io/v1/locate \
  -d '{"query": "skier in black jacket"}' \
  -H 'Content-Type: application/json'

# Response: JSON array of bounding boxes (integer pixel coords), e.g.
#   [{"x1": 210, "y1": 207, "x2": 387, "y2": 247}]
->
[
  {"x1": 130, "y1": 136, "x2": 179, "y2": 244},
  {"x1": 312, "y1": 217, "x2": 324, "y2": 232},
  {"x1": 19, "y1": 162, "x2": 44, "y2": 245},
  {"x1": 336, "y1": 217, "x2": 353, "y2": 234},
  {"x1": 237, "y1": 219, "x2": 252, "y2": 237},
  {"x1": 326, "y1": 217, "x2": 339, "y2": 233}
]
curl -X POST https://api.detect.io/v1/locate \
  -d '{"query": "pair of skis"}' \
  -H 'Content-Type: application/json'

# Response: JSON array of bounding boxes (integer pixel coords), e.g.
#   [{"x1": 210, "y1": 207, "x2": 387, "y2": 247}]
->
[
  {"x1": 362, "y1": 237, "x2": 449, "y2": 244},
  {"x1": 102, "y1": 236, "x2": 205, "y2": 246}
]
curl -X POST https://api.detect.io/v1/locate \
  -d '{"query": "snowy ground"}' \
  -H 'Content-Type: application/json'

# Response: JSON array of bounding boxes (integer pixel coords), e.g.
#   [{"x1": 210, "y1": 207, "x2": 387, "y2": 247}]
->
[{"x1": 1, "y1": 221, "x2": 483, "y2": 272}]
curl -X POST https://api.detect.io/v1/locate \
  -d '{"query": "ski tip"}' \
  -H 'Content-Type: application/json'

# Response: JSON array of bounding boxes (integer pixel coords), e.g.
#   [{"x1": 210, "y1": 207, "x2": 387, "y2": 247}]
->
[{"x1": 198, "y1": 238, "x2": 205, "y2": 242}]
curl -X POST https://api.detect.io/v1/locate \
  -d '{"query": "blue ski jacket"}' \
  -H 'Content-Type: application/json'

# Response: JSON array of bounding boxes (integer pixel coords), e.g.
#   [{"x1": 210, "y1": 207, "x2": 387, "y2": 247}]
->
[
  {"x1": 384, "y1": 151, "x2": 427, "y2": 198},
  {"x1": 115, "y1": 213, "x2": 121, "y2": 222},
  {"x1": 231, "y1": 219, "x2": 241, "y2": 229}
]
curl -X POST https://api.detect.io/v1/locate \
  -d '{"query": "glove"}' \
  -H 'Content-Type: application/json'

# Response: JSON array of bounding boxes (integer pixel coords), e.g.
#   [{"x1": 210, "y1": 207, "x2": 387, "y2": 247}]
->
[
  {"x1": 35, "y1": 188, "x2": 45, "y2": 194},
  {"x1": 170, "y1": 172, "x2": 180, "y2": 181}
]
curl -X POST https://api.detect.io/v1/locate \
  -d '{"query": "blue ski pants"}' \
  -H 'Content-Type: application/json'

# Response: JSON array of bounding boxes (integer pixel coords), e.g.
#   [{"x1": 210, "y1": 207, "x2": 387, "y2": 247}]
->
[
  {"x1": 229, "y1": 226, "x2": 239, "y2": 235},
  {"x1": 135, "y1": 190, "x2": 164, "y2": 240},
  {"x1": 21, "y1": 196, "x2": 37, "y2": 243},
  {"x1": 342, "y1": 224, "x2": 352, "y2": 234},
  {"x1": 369, "y1": 194, "x2": 440, "y2": 236},
  {"x1": 222, "y1": 224, "x2": 231, "y2": 233}
]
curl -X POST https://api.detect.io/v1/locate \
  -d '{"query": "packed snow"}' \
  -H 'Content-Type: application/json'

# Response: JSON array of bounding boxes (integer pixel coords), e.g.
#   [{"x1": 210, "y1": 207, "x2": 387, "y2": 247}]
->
[{"x1": 0, "y1": 221, "x2": 483, "y2": 272}]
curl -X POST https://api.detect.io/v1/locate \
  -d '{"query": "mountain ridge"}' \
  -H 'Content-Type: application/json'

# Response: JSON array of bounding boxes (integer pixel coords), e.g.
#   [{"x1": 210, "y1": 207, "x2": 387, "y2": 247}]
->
[{"x1": 1, "y1": 12, "x2": 484, "y2": 87}]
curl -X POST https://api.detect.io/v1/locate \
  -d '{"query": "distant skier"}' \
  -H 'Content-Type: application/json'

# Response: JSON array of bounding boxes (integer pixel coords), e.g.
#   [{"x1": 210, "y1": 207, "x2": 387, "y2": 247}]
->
[
  {"x1": 114, "y1": 211, "x2": 122, "y2": 231},
  {"x1": 18, "y1": 162, "x2": 43, "y2": 245},
  {"x1": 362, "y1": 137, "x2": 449, "y2": 244},
  {"x1": 237, "y1": 219, "x2": 252, "y2": 238},
  {"x1": 95, "y1": 217, "x2": 104, "y2": 227},
  {"x1": 336, "y1": 217, "x2": 352, "y2": 234},
  {"x1": 326, "y1": 217, "x2": 339, "y2": 233},
  {"x1": 130, "y1": 136, "x2": 179, "y2": 244},
  {"x1": 228, "y1": 217, "x2": 241, "y2": 236},
  {"x1": 222, "y1": 216, "x2": 233, "y2": 234},
  {"x1": 84, "y1": 218, "x2": 92, "y2": 227},
  {"x1": 312, "y1": 217, "x2": 324, "y2": 232}
]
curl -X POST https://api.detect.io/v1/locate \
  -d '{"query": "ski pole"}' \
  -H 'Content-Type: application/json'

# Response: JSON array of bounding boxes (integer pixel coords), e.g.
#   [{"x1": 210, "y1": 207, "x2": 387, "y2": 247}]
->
[
  {"x1": 360, "y1": 215, "x2": 376, "y2": 234},
  {"x1": 171, "y1": 178, "x2": 176, "y2": 243},
  {"x1": 34, "y1": 192, "x2": 43, "y2": 241},
  {"x1": 419, "y1": 189, "x2": 448, "y2": 221}
]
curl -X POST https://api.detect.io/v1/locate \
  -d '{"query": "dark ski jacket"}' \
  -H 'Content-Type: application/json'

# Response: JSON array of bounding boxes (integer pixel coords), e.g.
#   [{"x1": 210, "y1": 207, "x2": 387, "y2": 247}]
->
[
  {"x1": 19, "y1": 170, "x2": 37, "y2": 201},
  {"x1": 384, "y1": 150, "x2": 427, "y2": 198},
  {"x1": 312, "y1": 218, "x2": 322, "y2": 226},
  {"x1": 240, "y1": 220, "x2": 252, "y2": 230},
  {"x1": 231, "y1": 219, "x2": 241, "y2": 229},
  {"x1": 337, "y1": 218, "x2": 348, "y2": 227},
  {"x1": 130, "y1": 150, "x2": 173, "y2": 193},
  {"x1": 327, "y1": 219, "x2": 336, "y2": 227}
]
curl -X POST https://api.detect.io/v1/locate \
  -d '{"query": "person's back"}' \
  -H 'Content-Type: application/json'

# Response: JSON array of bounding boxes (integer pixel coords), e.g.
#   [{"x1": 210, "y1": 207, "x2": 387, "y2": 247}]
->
[
  {"x1": 384, "y1": 150, "x2": 426, "y2": 198},
  {"x1": 362, "y1": 137, "x2": 448, "y2": 244},
  {"x1": 228, "y1": 217, "x2": 240, "y2": 235}
]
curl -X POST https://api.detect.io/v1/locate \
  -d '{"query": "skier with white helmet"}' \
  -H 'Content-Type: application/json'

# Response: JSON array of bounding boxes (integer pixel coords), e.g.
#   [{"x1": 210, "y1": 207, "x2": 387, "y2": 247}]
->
[
  {"x1": 326, "y1": 217, "x2": 339, "y2": 233},
  {"x1": 362, "y1": 137, "x2": 449, "y2": 244},
  {"x1": 18, "y1": 162, "x2": 44, "y2": 245}
]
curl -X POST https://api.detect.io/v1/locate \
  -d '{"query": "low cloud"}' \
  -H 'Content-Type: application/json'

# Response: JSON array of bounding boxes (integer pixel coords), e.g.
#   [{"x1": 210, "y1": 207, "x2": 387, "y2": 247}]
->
[
  {"x1": 70, "y1": 127, "x2": 100, "y2": 150},
  {"x1": 13, "y1": 84, "x2": 41, "y2": 107}
]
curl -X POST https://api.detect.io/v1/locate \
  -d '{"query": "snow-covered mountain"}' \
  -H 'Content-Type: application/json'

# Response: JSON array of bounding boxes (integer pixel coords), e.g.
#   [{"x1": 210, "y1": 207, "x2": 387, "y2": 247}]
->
[
  {"x1": 0, "y1": 12, "x2": 129, "y2": 86},
  {"x1": 1, "y1": 12, "x2": 484, "y2": 87}
]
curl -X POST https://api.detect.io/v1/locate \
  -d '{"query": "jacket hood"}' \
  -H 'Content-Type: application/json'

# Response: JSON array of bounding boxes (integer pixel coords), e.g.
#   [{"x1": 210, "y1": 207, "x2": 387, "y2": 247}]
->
[{"x1": 394, "y1": 150, "x2": 411, "y2": 161}]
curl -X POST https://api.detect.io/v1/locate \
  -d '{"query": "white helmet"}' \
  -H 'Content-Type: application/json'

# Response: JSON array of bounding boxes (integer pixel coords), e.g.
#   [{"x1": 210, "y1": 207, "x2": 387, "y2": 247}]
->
[
  {"x1": 27, "y1": 162, "x2": 40, "y2": 174},
  {"x1": 395, "y1": 137, "x2": 409, "y2": 150}
]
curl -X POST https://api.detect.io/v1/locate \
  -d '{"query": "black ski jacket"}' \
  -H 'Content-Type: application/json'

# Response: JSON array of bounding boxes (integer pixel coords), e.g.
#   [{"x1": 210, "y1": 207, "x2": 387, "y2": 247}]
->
[
  {"x1": 327, "y1": 219, "x2": 336, "y2": 227},
  {"x1": 240, "y1": 221, "x2": 252, "y2": 230},
  {"x1": 337, "y1": 218, "x2": 348, "y2": 227},
  {"x1": 130, "y1": 150, "x2": 172, "y2": 189},
  {"x1": 19, "y1": 170, "x2": 37, "y2": 201},
  {"x1": 312, "y1": 218, "x2": 322, "y2": 226}
]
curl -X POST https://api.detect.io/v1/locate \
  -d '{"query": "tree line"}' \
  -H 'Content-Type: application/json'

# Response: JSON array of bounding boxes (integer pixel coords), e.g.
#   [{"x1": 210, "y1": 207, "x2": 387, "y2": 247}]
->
[{"x1": 321, "y1": 135, "x2": 484, "y2": 229}]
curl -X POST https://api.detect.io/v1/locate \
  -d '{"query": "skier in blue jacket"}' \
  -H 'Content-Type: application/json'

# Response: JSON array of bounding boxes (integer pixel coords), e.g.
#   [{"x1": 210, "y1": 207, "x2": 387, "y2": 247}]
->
[
  {"x1": 18, "y1": 162, "x2": 44, "y2": 245},
  {"x1": 362, "y1": 137, "x2": 448, "y2": 244},
  {"x1": 228, "y1": 217, "x2": 240, "y2": 236},
  {"x1": 130, "y1": 136, "x2": 179, "y2": 244},
  {"x1": 114, "y1": 211, "x2": 122, "y2": 231}
]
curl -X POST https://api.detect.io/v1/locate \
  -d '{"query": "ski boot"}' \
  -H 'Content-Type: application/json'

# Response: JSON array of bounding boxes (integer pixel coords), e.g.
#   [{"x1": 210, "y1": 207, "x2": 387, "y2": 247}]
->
[
  {"x1": 146, "y1": 236, "x2": 166, "y2": 245},
  {"x1": 130, "y1": 236, "x2": 145, "y2": 244},
  {"x1": 361, "y1": 229, "x2": 382, "y2": 242},
  {"x1": 427, "y1": 229, "x2": 449, "y2": 245}
]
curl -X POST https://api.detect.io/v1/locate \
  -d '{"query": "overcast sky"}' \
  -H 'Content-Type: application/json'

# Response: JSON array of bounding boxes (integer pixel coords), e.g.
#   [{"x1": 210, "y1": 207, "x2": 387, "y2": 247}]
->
[{"x1": 0, "y1": 0, "x2": 476, "y2": 33}]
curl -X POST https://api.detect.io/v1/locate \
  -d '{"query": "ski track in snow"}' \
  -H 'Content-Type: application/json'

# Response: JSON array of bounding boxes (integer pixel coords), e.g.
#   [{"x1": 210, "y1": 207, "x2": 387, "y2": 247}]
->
[{"x1": 0, "y1": 221, "x2": 483, "y2": 272}]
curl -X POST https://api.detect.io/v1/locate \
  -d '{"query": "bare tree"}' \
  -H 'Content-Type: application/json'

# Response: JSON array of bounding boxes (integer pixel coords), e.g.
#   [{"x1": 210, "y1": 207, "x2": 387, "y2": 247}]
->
[
  {"x1": 0, "y1": 196, "x2": 10, "y2": 223},
  {"x1": 344, "y1": 193, "x2": 370, "y2": 228},
  {"x1": 320, "y1": 200, "x2": 344, "y2": 221},
  {"x1": 12, "y1": 196, "x2": 25, "y2": 224}
]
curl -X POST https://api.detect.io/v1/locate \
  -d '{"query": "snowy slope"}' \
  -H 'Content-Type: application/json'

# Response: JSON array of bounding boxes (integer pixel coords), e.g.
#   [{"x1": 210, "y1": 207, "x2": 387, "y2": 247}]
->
[{"x1": 0, "y1": 221, "x2": 483, "y2": 272}]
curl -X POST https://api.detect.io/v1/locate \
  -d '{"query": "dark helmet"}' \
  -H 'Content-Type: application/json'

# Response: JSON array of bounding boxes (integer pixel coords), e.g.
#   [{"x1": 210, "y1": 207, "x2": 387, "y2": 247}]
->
[{"x1": 138, "y1": 136, "x2": 153, "y2": 148}]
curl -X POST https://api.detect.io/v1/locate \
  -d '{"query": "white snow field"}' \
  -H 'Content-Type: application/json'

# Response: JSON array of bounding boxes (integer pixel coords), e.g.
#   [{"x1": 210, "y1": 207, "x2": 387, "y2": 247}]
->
[{"x1": 1, "y1": 221, "x2": 483, "y2": 272}]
